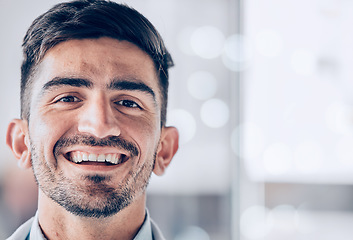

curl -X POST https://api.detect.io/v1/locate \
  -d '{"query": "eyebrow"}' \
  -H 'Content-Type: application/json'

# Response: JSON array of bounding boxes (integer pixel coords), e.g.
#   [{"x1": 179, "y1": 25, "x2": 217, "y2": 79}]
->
[
  {"x1": 107, "y1": 78, "x2": 156, "y2": 101},
  {"x1": 41, "y1": 77, "x2": 93, "y2": 94}
]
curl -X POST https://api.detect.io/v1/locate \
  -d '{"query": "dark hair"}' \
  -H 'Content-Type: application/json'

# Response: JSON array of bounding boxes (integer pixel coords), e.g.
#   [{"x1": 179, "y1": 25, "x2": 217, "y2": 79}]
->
[{"x1": 21, "y1": 0, "x2": 173, "y2": 126}]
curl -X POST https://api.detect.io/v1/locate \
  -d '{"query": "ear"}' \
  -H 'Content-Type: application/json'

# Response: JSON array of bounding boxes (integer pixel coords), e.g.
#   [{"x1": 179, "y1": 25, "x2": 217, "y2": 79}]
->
[
  {"x1": 153, "y1": 126, "x2": 179, "y2": 176},
  {"x1": 6, "y1": 119, "x2": 32, "y2": 169}
]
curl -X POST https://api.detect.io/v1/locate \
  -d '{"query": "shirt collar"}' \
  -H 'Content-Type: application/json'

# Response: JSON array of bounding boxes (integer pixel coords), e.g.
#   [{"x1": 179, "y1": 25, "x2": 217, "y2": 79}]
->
[
  {"x1": 28, "y1": 210, "x2": 153, "y2": 240},
  {"x1": 28, "y1": 212, "x2": 46, "y2": 240},
  {"x1": 133, "y1": 210, "x2": 153, "y2": 240}
]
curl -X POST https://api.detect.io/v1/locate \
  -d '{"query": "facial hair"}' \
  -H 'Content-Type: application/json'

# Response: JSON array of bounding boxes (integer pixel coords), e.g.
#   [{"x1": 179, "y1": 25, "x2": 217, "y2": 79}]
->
[{"x1": 30, "y1": 134, "x2": 156, "y2": 218}]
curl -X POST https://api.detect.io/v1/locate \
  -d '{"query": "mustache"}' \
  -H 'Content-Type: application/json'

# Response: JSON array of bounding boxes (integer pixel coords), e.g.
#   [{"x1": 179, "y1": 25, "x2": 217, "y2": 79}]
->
[{"x1": 54, "y1": 134, "x2": 139, "y2": 158}]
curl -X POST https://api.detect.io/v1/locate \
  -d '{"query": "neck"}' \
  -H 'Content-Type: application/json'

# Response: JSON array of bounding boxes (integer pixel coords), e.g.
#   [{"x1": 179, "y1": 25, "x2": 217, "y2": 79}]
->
[{"x1": 37, "y1": 190, "x2": 146, "y2": 240}]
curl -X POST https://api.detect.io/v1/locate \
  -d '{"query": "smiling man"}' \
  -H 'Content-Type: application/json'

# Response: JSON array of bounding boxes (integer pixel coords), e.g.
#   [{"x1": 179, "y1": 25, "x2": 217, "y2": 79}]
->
[{"x1": 5, "y1": 1, "x2": 179, "y2": 240}]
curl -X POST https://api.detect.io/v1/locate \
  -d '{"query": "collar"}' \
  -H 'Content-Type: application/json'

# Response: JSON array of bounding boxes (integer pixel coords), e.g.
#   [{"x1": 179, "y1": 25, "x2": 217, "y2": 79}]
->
[
  {"x1": 28, "y1": 212, "x2": 45, "y2": 240},
  {"x1": 133, "y1": 209, "x2": 153, "y2": 240}
]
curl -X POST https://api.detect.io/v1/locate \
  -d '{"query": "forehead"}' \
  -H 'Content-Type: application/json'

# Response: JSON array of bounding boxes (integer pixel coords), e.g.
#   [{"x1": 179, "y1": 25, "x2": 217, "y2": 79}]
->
[{"x1": 33, "y1": 37, "x2": 159, "y2": 93}]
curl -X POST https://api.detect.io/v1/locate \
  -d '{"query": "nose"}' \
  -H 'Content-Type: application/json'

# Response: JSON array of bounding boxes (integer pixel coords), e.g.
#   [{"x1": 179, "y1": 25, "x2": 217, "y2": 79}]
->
[{"x1": 77, "y1": 95, "x2": 121, "y2": 138}]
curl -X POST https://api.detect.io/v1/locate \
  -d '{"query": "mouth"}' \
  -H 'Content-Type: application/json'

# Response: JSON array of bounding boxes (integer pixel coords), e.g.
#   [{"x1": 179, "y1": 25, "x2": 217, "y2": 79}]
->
[{"x1": 64, "y1": 151, "x2": 129, "y2": 166}]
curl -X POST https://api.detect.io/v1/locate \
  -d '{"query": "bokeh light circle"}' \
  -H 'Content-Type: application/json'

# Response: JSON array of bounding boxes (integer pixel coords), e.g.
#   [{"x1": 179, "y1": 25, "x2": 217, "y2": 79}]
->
[
  {"x1": 222, "y1": 34, "x2": 252, "y2": 71},
  {"x1": 167, "y1": 109, "x2": 196, "y2": 144},
  {"x1": 200, "y1": 99, "x2": 229, "y2": 128},
  {"x1": 240, "y1": 205, "x2": 273, "y2": 239},
  {"x1": 270, "y1": 205, "x2": 297, "y2": 233},
  {"x1": 177, "y1": 26, "x2": 197, "y2": 55},
  {"x1": 187, "y1": 71, "x2": 218, "y2": 100},
  {"x1": 190, "y1": 26, "x2": 225, "y2": 59}
]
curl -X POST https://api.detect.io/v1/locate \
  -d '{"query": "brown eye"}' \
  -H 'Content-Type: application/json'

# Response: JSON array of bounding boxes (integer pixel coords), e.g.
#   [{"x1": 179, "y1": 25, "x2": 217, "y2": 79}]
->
[
  {"x1": 116, "y1": 100, "x2": 141, "y2": 109},
  {"x1": 57, "y1": 96, "x2": 81, "y2": 103}
]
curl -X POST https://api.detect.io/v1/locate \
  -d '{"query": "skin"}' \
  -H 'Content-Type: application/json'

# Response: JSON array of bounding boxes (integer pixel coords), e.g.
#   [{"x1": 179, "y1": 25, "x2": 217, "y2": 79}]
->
[{"x1": 6, "y1": 37, "x2": 179, "y2": 240}]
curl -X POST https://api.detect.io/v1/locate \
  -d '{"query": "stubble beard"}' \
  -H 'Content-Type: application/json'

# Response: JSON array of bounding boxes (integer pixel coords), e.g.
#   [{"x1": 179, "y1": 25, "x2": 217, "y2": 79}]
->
[{"x1": 30, "y1": 136, "x2": 156, "y2": 219}]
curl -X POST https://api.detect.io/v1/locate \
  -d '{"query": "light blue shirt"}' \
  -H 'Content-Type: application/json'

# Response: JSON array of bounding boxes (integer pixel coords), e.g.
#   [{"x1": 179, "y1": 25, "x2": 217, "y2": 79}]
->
[{"x1": 7, "y1": 210, "x2": 165, "y2": 240}]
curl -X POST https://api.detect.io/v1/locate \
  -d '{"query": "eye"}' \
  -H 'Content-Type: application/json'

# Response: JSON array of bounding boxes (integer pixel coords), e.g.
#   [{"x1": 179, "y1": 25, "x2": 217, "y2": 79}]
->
[
  {"x1": 116, "y1": 100, "x2": 141, "y2": 109},
  {"x1": 56, "y1": 95, "x2": 81, "y2": 103}
]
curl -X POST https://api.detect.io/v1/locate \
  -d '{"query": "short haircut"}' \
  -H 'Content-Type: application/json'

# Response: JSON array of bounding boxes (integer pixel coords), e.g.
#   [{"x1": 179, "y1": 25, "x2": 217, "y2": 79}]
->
[{"x1": 21, "y1": 0, "x2": 173, "y2": 126}]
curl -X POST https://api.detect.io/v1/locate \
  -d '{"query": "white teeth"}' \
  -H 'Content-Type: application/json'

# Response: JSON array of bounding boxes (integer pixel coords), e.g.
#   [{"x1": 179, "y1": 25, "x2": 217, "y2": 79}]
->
[
  {"x1": 112, "y1": 155, "x2": 118, "y2": 164},
  {"x1": 97, "y1": 154, "x2": 105, "y2": 162},
  {"x1": 72, "y1": 154, "x2": 82, "y2": 163},
  {"x1": 70, "y1": 152, "x2": 122, "y2": 165},
  {"x1": 76, "y1": 154, "x2": 82, "y2": 163},
  {"x1": 88, "y1": 154, "x2": 97, "y2": 161}
]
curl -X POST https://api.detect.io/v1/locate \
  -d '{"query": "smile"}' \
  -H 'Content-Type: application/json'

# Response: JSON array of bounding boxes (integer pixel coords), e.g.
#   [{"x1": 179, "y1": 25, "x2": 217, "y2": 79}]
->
[{"x1": 65, "y1": 151, "x2": 128, "y2": 165}]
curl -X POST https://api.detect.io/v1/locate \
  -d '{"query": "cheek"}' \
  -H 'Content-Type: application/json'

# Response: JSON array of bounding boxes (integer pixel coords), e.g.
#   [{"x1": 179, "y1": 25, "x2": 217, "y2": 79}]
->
[
  {"x1": 29, "y1": 112, "x2": 73, "y2": 156},
  {"x1": 121, "y1": 116, "x2": 160, "y2": 155}
]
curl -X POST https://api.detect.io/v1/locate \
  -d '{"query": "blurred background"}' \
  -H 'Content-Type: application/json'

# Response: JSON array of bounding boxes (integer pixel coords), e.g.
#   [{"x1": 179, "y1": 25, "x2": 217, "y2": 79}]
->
[{"x1": 1, "y1": 0, "x2": 353, "y2": 239}]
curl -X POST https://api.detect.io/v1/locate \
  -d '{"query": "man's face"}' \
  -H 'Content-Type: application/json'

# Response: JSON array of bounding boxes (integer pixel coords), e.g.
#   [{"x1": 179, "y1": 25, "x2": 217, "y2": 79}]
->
[{"x1": 27, "y1": 37, "x2": 162, "y2": 218}]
